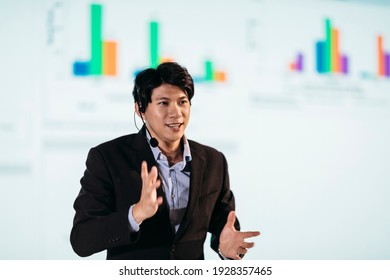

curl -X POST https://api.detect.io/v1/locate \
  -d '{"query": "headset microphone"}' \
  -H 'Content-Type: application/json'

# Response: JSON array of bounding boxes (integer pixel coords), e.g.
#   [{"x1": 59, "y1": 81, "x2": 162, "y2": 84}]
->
[
  {"x1": 141, "y1": 118, "x2": 159, "y2": 148},
  {"x1": 148, "y1": 136, "x2": 159, "y2": 148},
  {"x1": 138, "y1": 113, "x2": 159, "y2": 148}
]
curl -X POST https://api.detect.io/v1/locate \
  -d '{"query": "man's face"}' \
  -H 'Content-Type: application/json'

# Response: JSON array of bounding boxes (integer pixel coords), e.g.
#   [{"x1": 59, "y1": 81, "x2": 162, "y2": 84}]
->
[{"x1": 143, "y1": 84, "x2": 190, "y2": 148}]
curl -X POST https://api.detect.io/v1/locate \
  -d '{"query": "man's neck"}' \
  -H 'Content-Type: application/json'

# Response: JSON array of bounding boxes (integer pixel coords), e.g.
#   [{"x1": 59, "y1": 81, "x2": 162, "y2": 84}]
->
[{"x1": 159, "y1": 141, "x2": 183, "y2": 166}]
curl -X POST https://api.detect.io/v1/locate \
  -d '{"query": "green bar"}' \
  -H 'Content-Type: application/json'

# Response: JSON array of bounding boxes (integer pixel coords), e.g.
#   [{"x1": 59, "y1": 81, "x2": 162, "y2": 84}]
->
[
  {"x1": 90, "y1": 4, "x2": 102, "y2": 75},
  {"x1": 325, "y1": 18, "x2": 332, "y2": 73},
  {"x1": 205, "y1": 60, "x2": 213, "y2": 81},
  {"x1": 150, "y1": 21, "x2": 159, "y2": 68}
]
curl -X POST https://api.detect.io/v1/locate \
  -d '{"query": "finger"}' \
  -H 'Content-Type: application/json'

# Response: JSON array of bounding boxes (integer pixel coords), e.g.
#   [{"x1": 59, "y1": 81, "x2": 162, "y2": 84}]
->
[
  {"x1": 226, "y1": 211, "x2": 236, "y2": 227},
  {"x1": 141, "y1": 161, "x2": 148, "y2": 181},
  {"x1": 149, "y1": 166, "x2": 158, "y2": 184},
  {"x1": 240, "y1": 241, "x2": 255, "y2": 249},
  {"x1": 152, "y1": 179, "x2": 161, "y2": 192},
  {"x1": 237, "y1": 247, "x2": 248, "y2": 255},
  {"x1": 241, "y1": 231, "x2": 261, "y2": 239},
  {"x1": 156, "y1": 196, "x2": 163, "y2": 205}
]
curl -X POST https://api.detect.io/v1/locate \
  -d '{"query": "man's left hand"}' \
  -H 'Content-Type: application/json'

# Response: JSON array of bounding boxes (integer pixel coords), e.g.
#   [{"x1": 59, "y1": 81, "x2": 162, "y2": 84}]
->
[{"x1": 219, "y1": 211, "x2": 260, "y2": 260}]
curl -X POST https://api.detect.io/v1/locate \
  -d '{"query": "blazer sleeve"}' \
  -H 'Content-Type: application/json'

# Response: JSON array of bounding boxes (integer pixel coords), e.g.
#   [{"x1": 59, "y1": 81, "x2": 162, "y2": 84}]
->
[
  {"x1": 208, "y1": 152, "x2": 240, "y2": 253},
  {"x1": 70, "y1": 147, "x2": 139, "y2": 257}
]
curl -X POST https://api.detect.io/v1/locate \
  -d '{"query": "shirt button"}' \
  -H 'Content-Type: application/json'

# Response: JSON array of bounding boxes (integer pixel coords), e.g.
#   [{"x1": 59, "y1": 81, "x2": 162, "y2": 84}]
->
[{"x1": 171, "y1": 245, "x2": 176, "y2": 252}]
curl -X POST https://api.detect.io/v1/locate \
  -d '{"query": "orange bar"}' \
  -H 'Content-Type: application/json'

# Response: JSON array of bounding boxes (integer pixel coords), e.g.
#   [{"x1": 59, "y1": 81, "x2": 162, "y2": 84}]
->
[
  {"x1": 160, "y1": 57, "x2": 174, "y2": 63},
  {"x1": 332, "y1": 28, "x2": 340, "y2": 73},
  {"x1": 214, "y1": 71, "x2": 226, "y2": 82},
  {"x1": 378, "y1": 35, "x2": 384, "y2": 76},
  {"x1": 103, "y1": 41, "x2": 117, "y2": 76},
  {"x1": 290, "y1": 62, "x2": 295, "y2": 71}
]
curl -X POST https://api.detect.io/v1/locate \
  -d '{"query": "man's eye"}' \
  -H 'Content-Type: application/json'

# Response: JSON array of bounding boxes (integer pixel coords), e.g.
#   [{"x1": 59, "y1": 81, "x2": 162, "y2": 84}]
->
[{"x1": 158, "y1": 102, "x2": 168, "y2": 105}]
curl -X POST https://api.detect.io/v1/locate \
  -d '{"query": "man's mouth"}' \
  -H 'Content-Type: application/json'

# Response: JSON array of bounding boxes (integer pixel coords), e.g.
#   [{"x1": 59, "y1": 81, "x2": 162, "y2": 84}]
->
[{"x1": 166, "y1": 123, "x2": 182, "y2": 128}]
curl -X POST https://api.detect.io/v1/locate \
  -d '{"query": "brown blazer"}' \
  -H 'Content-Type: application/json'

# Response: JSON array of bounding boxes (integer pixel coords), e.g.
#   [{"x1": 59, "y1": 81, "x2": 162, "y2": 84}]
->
[{"x1": 70, "y1": 127, "x2": 239, "y2": 259}]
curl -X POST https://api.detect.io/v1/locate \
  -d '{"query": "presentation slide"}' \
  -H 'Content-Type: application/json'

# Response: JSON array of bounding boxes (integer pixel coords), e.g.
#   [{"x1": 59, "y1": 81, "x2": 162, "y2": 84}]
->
[{"x1": 0, "y1": 0, "x2": 389, "y2": 260}]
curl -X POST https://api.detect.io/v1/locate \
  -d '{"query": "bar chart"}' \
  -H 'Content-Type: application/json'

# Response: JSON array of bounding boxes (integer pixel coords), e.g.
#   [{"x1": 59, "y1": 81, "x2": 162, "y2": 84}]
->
[
  {"x1": 288, "y1": 18, "x2": 350, "y2": 76},
  {"x1": 135, "y1": 21, "x2": 227, "y2": 83},
  {"x1": 315, "y1": 18, "x2": 348, "y2": 75},
  {"x1": 72, "y1": 4, "x2": 117, "y2": 76},
  {"x1": 71, "y1": 3, "x2": 227, "y2": 83}
]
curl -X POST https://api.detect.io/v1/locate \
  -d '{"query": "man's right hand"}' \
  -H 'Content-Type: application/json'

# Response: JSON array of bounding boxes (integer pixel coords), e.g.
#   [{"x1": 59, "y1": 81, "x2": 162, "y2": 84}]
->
[{"x1": 132, "y1": 161, "x2": 163, "y2": 224}]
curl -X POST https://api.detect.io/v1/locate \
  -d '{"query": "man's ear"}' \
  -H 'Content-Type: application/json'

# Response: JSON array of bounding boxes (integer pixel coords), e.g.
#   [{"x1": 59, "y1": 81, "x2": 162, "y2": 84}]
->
[{"x1": 134, "y1": 103, "x2": 142, "y2": 118}]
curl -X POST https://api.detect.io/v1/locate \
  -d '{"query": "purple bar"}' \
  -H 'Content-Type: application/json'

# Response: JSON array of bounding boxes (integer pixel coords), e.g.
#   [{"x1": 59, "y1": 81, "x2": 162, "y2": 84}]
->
[
  {"x1": 385, "y1": 52, "x2": 390, "y2": 77},
  {"x1": 340, "y1": 54, "x2": 349, "y2": 74},
  {"x1": 296, "y1": 53, "x2": 303, "y2": 71}
]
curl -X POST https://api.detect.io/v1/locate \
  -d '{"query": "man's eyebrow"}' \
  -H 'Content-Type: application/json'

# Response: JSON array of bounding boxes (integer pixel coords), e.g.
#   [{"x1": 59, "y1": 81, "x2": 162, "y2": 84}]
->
[
  {"x1": 154, "y1": 96, "x2": 170, "y2": 101},
  {"x1": 154, "y1": 95, "x2": 188, "y2": 101}
]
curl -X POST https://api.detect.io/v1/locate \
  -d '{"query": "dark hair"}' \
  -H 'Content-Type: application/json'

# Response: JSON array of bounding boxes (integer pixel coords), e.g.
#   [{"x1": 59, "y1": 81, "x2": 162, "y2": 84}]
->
[{"x1": 132, "y1": 62, "x2": 195, "y2": 113}]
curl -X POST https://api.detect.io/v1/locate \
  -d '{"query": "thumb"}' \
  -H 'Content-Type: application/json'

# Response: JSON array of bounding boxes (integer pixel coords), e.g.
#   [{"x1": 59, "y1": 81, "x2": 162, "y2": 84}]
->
[{"x1": 226, "y1": 211, "x2": 236, "y2": 227}]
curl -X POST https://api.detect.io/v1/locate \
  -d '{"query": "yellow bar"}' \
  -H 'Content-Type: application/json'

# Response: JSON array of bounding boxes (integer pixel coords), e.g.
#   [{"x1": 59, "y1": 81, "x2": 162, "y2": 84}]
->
[{"x1": 103, "y1": 41, "x2": 117, "y2": 76}]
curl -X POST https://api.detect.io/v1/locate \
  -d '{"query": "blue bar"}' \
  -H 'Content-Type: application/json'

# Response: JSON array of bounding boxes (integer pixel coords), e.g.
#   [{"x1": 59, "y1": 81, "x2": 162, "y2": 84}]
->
[
  {"x1": 192, "y1": 76, "x2": 206, "y2": 83},
  {"x1": 73, "y1": 61, "x2": 90, "y2": 76},
  {"x1": 316, "y1": 41, "x2": 326, "y2": 74}
]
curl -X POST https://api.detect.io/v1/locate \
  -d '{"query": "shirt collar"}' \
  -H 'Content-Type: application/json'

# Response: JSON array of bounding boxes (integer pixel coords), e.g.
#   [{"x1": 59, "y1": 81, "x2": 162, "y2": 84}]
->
[{"x1": 146, "y1": 130, "x2": 192, "y2": 171}]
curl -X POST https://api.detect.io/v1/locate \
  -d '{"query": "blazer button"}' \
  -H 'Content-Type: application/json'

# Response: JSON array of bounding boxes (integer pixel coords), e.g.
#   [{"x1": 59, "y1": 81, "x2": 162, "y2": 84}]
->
[{"x1": 171, "y1": 245, "x2": 176, "y2": 252}]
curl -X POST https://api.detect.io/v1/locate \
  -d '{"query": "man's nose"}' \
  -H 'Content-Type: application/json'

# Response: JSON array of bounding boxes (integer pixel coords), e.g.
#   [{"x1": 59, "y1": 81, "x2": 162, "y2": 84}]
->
[{"x1": 168, "y1": 103, "x2": 181, "y2": 118}]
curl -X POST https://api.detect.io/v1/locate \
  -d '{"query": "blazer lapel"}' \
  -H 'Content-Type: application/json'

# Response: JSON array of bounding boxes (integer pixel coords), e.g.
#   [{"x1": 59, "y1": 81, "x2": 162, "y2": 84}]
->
[
  {"x1": 132, "y1": 126, "x2": 168, "y2": 210},
  {"x1": 174, "y1": 144, "x2": 205, "y2": 240},
  {"x1": 132, "y1": 126, "x2": 156, "y2": 167}
]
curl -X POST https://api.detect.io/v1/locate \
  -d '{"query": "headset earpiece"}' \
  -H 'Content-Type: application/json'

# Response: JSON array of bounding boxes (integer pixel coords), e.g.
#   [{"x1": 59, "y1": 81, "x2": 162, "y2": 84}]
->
[
  {"x1": 135, "y1": 86, "x2": 145, "y2": 113},
  {"x1": 137, "y1": 100, "x2": 144, "y2": 114},
  {"x1": 133, "y1": 83, "x2": 158, "y2": 147}
]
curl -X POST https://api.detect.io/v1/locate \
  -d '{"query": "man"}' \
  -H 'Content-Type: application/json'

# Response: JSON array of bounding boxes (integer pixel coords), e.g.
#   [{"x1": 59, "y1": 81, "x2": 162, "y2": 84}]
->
[{"x1": 70, "y1": 62, "x2": 259, "y2": 259}]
